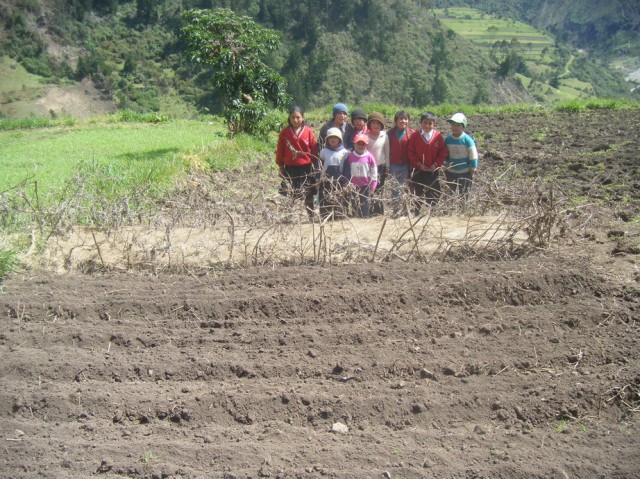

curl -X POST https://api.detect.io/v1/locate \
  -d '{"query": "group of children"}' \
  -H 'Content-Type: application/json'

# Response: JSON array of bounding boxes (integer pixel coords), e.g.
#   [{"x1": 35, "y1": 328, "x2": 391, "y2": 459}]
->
[{"x1": 275, "y1": 103, "x2": 479, "y2": 220}]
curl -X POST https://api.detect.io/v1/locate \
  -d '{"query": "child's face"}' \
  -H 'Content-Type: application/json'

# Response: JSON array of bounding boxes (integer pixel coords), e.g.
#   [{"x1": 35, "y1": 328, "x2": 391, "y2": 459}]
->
[
  {"x1": 450, "y1": 122, "x2": 464, "y2": 136},
  {"x1": 334, "y1": 111, "x2": 347, "y2": 126},
  {"x1": 352, "y1": 118, "x2": 366, "y2": 131},
  {"x1": 395, "y1": 116, "x2": 409, "y2": 130},
  {"x1": 369, "y1": 120, "x2": 383, "y2": 133},
  {"x1": 420, "y1": 119, "x2": 436, "y2": 132},
  {"x1": 327, "y1": 137, "x2": 341, "y2": 149},
  {"x1": 289, "y1": 111, "x2": 304, "y2": 128},
  {"x1": 354, "y1": 141, "x2": 367, "y2": 154}
]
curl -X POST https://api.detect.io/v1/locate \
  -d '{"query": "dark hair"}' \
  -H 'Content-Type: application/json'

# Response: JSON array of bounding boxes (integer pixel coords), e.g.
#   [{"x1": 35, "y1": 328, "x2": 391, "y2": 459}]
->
[
  {"x1": 288, "y1": 106, "x2": 305, "y2": 126},
  {"x1": 419, "y1": 112, "x2": 437, "y2": 122},
  {"x1": 394, "y1": 110, "x2": 410, "y2": 122}
]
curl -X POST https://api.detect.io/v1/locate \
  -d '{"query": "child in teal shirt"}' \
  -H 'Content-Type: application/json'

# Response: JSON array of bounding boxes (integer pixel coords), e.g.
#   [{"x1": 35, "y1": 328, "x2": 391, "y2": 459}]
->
[{"x1": 444, "y1": 113, "x2": 478, "y2": 197}]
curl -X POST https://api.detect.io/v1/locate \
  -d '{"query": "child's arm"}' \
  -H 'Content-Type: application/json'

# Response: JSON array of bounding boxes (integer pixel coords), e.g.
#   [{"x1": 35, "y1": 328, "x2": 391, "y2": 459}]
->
[
  {"x1": 369, "y1": 156, "x2": 379, "y2": 191},
  {"x1": 435, "y1": 132, "x2": 447, "y2": 167},
  {"x1": 342, "y1": 155, "x2": 352, "y2": 182},
  {"x1": 467, "y1": 136, "x2": 479, "y2": 171},
  {"x1": 339, "y1": 150, "x2": 349, "y2": 184},
  {"x1": 383, "y1": 134, "x2": 390, "y2": 169},
  {"x1": 315, "y1": 150, "x2": 325, "y2": 183},
  {"x1": 407, "y1": 135, "x2": 419, "y2": 169},
  {"x1": 275, "y1": 131, "x2": 286, "y2": 171}
]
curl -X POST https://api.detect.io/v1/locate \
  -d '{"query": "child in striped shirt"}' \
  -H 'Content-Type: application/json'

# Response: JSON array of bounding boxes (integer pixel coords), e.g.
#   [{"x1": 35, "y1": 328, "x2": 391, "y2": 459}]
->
[{"x1": 445, "y1": 113, "x2": 478, "y2": 197}]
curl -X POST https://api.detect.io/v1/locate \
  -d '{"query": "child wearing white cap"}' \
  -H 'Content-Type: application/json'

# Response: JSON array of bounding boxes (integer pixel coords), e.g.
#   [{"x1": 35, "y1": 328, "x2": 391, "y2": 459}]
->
[
  {"x1": 445, "y1": 113, "x2": 478, "y2": 197},
  {"x1": 317, "y1": 127, "x2": 350, "y2": 219}
]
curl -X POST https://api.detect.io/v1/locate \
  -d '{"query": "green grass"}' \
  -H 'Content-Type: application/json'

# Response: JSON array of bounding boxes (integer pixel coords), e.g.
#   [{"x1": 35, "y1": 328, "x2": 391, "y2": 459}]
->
[
  {"x1": 0, "y1": 248, "x2": 19, "y2": 281},
  {"x1": 0, "y1": 118, "x2": 226, "y2": 195},
  {"x1": 0, "y1": 55, "x2": 52, "y2": 118},
  {"x1": 0, "y1": 56, "x2": 44, "y2": 93}
]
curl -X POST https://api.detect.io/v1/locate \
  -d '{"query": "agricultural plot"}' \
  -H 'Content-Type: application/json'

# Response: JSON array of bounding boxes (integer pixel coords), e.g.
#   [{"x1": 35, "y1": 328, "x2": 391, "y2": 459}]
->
[
  {"x1": 433, "y1": 7, "x2": 594, "y2": 102},
  {"x1": 433, "y1": 7, "x2": 554, "y2": 61},
  {"x1": 1, "y1": 108, "x2": 639, "y2": 478}
]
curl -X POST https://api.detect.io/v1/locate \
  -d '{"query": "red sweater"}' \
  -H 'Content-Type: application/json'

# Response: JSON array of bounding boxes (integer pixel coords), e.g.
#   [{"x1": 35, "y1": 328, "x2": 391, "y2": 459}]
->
[
  {"x1": 276, "y1": 125, "x2": 318, "y2": 167},
  {"x1": 407, "y1": 130, "x2": 447, "y2": 170},
  {"x1": 387, "y1": 127, "x2": 415, "y2": 165}
]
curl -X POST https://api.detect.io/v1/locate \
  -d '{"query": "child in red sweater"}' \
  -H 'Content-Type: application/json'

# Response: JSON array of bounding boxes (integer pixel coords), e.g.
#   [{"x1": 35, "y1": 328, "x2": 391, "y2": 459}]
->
[
  {"x1": 275, "y1": 106, "x2": 319, "y2": 218},
  {"x1": 387, "y1": 110, "x2": 415, "y2": 215},
  {"x1": 407, "y1": 112, "x2": 447, "y2": 215}
]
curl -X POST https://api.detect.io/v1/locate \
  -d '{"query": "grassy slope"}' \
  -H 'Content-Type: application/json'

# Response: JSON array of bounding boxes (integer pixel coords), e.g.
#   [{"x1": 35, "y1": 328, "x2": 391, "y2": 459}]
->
[{"x1": 0, "y1": 56, "x2": 49, "y2": 118}]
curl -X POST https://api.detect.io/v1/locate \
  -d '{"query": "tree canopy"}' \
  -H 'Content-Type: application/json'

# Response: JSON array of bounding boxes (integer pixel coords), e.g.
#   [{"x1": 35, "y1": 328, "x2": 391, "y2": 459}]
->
[{"x1": 181, "y1": 8, "x2": 290, "y2": 134}]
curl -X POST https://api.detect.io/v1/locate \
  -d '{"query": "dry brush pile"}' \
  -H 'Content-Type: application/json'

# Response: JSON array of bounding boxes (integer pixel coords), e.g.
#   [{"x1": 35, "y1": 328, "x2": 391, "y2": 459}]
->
[{"x1": 1, "y1": 160, "x2": 576, "y2": 275}]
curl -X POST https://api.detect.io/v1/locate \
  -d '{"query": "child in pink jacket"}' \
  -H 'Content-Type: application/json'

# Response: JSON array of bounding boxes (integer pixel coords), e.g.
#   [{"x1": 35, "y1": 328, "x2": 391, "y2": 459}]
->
[{"x1": 343, "y1": 134, "x2": 378, "y2": 217}]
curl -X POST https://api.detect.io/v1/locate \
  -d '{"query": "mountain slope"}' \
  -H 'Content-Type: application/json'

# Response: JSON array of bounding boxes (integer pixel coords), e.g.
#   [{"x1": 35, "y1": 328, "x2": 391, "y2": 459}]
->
[{"x1": 0, "y1": 0, "x2": 635, "y2": 119}]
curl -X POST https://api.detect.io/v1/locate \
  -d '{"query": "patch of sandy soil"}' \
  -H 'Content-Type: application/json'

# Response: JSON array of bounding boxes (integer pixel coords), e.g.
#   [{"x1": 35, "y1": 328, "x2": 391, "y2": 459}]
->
[
  {"x1": 35, "y1": 78, "x2": 115, "y2": 119},
  {"x1": 0, "y1": 109, "x2": 639, "y2": 479},
  {"x1": 41, "y1": 215, "x2": 525, "y2": 274}
]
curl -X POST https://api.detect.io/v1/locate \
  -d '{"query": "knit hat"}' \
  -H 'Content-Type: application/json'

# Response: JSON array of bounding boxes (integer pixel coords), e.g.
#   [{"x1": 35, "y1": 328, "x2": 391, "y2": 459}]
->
[
  {"x1": 351, "y1": 108, "x2": 367, "y2": 121},
  {"x1": 367, "y1": 111, "x2": 385, "y2": 128},
  {"x1": 354, "y1": 133, "x2": 369, "y2": 145},
  {"x1": 325, "y1": 127, "x2": 343, "y2": 142},
  {"x1": 447, "y1": 112, "x2": 468, "y2": 128},
  {"x1": 332, "y1": 103, "x2": 349, "y2": 118}
]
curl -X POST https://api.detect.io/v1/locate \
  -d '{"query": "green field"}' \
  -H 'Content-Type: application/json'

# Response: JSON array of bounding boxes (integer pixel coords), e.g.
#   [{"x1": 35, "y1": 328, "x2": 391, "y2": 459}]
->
[
  {"x1": 433, "y1": 7, "x2": 554, "y2": 60},
  {"x1": 0, "y1": 120, "x2": 224, "y2": 195}
]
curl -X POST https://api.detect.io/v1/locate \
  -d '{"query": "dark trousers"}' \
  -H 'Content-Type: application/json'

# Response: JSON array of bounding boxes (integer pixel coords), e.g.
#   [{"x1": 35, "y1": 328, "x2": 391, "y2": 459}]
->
[
  {"x1": 351, "y1": 186, "x2": 372, "y2": 218},
  {"x1": 445, "y1": 170, "x2": 473, "y2": 197},
  {"x1": 410, "y1": 170, "x2": 441, "y2": 214},
  {"x1": 281, "y1": 164, "x2": 316, "y2": 214},
  {"x1": 370, "y1": 165, "x2": 387, "y2": 216},
  {"x1": 318, "y1": 179, "x2": 346, "y2": 220}
]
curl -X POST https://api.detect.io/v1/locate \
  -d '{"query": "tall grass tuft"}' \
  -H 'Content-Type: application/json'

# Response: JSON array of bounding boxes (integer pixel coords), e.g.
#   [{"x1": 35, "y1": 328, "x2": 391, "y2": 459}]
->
[
  {"x1": 106, "y1": 110, "x2": 169, "y2": 123},
  {"x1": 201, "y1": 133, "x2": 276, "y2": 171},
  {"x1": 0, "y1": 248, "x2": 18, "y2": 281},
  {"x1": 0, "y1": 116, "x2": 76, "y2": 131}
]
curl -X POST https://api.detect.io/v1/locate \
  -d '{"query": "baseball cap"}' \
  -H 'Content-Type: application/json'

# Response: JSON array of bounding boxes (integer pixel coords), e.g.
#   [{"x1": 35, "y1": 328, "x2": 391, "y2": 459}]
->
[
  {"x1": 354, "y1": 133, "x2": 369, "y2": 145},
  {"x1": 447, "y1": 112, "x2": 468, "y2": 127}
]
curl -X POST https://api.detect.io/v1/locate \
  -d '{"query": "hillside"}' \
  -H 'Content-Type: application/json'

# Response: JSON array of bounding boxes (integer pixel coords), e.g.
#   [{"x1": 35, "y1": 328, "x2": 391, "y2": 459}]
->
[
  {"x1": 435, "y1": 0, "x2": 640, "y2": 87},
  {"x1": 0, "y1": 0, "x2": 637, "y2": 119}
]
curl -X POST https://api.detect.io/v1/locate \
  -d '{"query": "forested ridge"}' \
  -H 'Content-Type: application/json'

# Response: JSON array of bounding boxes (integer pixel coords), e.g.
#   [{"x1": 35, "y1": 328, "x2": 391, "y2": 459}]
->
[{"x1": 1, "y1": 0, "x2": 637, "y2": 116}]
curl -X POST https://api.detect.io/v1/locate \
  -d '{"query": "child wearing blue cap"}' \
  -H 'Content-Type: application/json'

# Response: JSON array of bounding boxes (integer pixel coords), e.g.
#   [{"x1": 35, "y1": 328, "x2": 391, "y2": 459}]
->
[{"x1": 319, "y1": 102, "x2": 356, "y2": 151}]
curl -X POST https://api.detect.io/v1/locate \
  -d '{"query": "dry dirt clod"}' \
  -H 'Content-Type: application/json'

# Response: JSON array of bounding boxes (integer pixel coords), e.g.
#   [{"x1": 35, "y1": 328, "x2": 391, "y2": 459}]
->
[
  {"x1": 331, "y1": 422, "x2": 349, "y2": 434},
  {"x1": 420, "y1": 368, "x2": 437, "y2": 380}
]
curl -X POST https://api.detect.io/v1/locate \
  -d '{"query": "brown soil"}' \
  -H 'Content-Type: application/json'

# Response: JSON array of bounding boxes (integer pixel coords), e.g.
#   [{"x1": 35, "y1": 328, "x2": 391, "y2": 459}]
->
[{"x1": 1, "y1": 109, "x2": 639, "y2": 479}]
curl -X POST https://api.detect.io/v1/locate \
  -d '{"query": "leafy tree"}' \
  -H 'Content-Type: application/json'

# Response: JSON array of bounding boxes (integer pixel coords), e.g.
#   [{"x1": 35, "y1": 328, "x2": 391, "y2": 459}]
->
[{"x1": 181, "y1": 8, "x2": 290, "y2": 134}]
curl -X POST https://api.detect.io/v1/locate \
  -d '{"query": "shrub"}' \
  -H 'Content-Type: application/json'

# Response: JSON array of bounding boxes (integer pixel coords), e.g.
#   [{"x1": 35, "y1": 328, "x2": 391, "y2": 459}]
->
[{"x1": 0, "y1": 248, "x2": 18, "y2": 282}]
